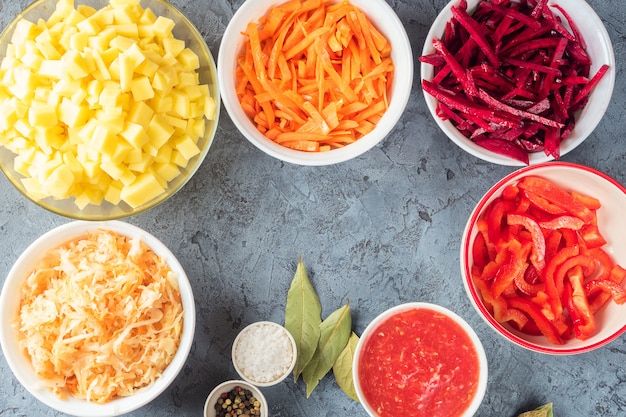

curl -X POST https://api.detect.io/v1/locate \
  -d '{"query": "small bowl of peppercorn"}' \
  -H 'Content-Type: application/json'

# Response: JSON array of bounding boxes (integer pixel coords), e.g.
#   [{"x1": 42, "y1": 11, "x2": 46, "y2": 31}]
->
[{"x1": 204, "y1": 380, "x2": 268, "y2": 417}]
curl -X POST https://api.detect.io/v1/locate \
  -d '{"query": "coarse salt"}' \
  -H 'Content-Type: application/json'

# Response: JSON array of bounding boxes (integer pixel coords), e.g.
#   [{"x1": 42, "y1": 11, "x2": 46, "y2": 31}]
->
[{"x1": 233, "y1": 322, "x2": 295, "y2": 384}]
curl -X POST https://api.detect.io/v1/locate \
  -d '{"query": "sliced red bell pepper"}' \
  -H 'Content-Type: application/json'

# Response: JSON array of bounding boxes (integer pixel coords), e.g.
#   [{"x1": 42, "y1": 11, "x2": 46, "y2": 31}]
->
[
  {"x1": 487, "y1": 199, "x2": 517, "y2": 245},
  {"x1": 571, "y1": 190, "x2": 602, "y2": 210},
  {"x1": 476, "y1": 218, "x2": 497, "y2": 260},
  {"x1": 554, "y1": 254, "x2": 595, "y2": 307},
  {"x1": 514, "y1": 194, "x2": 531, "y2": 214},
  {"x1": 491, "y1": 239, "x2": 532, "y2": 298},
  {"x1": 611, "y1": 264, "x2": 626, "y2": 284},
  {"x1": 544, "y1": 230, "x2": 563, "y2": 260},
  {"x1": 479, "y1": 259, "x2": 500, "y2": 281},
  {"x1": 560, "y1": 228, "x2": 580, "y2": 249},
  {"x1": 585, "y1": 279, "x2": 626, "y2": 305},
  {"x1": 579, "y1": 222, "x2": 607, "y2": 249},
  {"x1": 538, "y1": 215, "x2": 585, "y2": 231},
  {"x1": 588, "y1": 247, "x2": 613, "y2": 280},
  {"x1": 502, "y1": 184, "x2": 519, "y2": 201},
  {"x1": 564, "y1": 266, "x2": 595, "y2": 340},
  {"x1": 518, "y1": 176, "x2": 595, "y2": 223},
  {"x1": 543, "y1": 244, "x2": 580, "y2": 319},
  {"x1": 472, "y1": 231, "x2": 490, "y2": 270},
  {"x1": 514, "y1": 264, "x2": 545, "y2": 296},
  {"x1": 522, "y1": 189, "x2": 567, "y2": 215},
  {"x1": 507, "y1": 296, "x2": 563, "y2": 345},
  {"x1": 507, "y1": 213, "x2": 546, "y2": 272},
  {"x1": 474, "y1": 279, "x2": 529, "y2": 330}
]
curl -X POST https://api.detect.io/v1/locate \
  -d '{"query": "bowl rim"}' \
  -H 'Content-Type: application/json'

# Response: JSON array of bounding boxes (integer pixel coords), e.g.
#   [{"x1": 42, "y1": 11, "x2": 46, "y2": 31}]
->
[
  {"x1": 352, "y1": 301, "x2": 488, "y2": 417},
  {"x1": 460, "y1": 161, "x2": 626, "y2": 355},
  {"x1": 420, "y1": 0, "x2": 616, "y2": 166},
  {"x1": 0, "y1": 0, "x2": 221, "y2": 220},
  {"x1": 231, "y1": 320, "x2": 297, "y2": 387},
  {"x1": 217, "y1": 0, "x2": 414, "y2": 166},
  {"x1": 0, "y1": 220, "x2": 196, "y2": 416},
  {"x1": 203, "y1": 379, "x2": 269, "y2": 417}
]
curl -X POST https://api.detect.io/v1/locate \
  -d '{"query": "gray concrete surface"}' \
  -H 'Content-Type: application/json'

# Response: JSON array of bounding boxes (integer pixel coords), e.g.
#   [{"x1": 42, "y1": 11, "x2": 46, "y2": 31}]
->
[{"x1": 1, "y1": 0, "x2": 626, "y2": 416}]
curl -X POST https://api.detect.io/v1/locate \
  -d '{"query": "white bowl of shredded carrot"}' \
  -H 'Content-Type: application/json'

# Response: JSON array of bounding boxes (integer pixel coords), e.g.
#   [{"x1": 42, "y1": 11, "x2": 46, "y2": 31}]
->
[
  {"x1": 218, "y1": 0, "x2": 413, "y2": 166},
  {"x1": 0, "y1": 221, "x2": 195, "y2": 416},
  {"x1": 420, "y1": 0, "x2": 615, "y2": 166}
]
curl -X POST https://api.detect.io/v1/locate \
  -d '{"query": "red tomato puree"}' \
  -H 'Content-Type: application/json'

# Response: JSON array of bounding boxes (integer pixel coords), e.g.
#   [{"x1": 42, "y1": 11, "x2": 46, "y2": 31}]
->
[{"x1": 358, "y1": 307, "x2": 480, "y2": 417}]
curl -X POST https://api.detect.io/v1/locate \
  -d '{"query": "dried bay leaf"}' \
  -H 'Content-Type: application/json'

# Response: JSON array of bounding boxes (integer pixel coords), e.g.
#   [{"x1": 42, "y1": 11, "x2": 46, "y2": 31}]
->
[
  {"x1": 284, "y1": 259, "x2": 322, "y2": 381},
  {"x1": 332, "y1": 331, "x2": 360, "y2": 402},
  {"x1": 303, "y1": 302, "x2": 352, "y2": 397},
  {"x1": 518, "y1": 403, "x2": 553, "y2": 417}
]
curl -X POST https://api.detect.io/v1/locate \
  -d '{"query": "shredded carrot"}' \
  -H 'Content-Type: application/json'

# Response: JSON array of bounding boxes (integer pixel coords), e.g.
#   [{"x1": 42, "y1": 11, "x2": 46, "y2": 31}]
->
[{"x1": 237, "y1": 0, "x2": 393, "y2": 152}]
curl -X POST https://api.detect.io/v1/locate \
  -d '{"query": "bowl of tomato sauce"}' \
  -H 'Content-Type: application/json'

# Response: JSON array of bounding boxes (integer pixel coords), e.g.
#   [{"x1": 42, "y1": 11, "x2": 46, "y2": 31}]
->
[{"x1": 353, "y1": 302, "x2": 488, "y2": 417}]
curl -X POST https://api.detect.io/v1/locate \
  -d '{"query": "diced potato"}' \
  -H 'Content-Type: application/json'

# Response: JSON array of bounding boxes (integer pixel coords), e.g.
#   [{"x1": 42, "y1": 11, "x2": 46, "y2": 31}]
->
[
  {"x1": 60, "y1": 97, "x2": 89, "y2": 127},
  {"x1": 104, "y1": 181, "x2": 122, "y2": 204},
  {"x1": 44, "y1": 164, "x2": 75, "y2": 198},
  {"x1": 177, "y1": 48, "x2": 200, "y2": 71},
  {"x1": 127, "y1": 100, "x2": 154, "y2": 127},
  {"x1": 174, "y1": 135, "x2": 200, "y2": 160},
  {"x1": 153, "y1": 161, "x2": 180, "y2": 182},
  {"x1": 152, "y1": 16, "x2": 175, "y2": 38},
  {"x1": 11, "y1": 19, "x2": 37, "y2": 46},
  {"x1": 0, "y1": 99, "x2": 18, "y2": 131},
  {"x1": 29, "y1": 102, "x2": 58, "y2": 128},
  {"x1": 62, "y1": 50, "x2": 90, "y2": 79},
  {"x1": 120, "y1": 172, "x2": 165, "y2": 208},
  {"x1": 147, "y1": 114, "x2": 174, "y2": 149},
  {"x1": 120, "y1": 122, "x2": 149, "y2": 149},
  {"x1": 130, "y1": 75, "x2": 154, "y2": 101}
]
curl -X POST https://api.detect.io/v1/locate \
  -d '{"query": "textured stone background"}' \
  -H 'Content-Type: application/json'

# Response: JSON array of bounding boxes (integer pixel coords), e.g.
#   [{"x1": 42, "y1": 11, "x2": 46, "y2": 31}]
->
[{"x1": 1, "y1": 0, "x2": 625, "y2": 416}]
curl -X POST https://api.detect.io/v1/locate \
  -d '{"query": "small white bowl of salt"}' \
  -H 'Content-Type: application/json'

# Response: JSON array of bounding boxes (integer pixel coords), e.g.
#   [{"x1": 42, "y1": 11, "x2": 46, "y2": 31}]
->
[{"x1": 231, "y1": 321, "x2": 297, "y2": 387}]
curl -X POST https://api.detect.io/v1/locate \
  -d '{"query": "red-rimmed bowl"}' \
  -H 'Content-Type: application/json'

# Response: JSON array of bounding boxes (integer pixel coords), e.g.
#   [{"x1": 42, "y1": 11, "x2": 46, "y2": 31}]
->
[{"x1": 461, "y1": 162, "x2": 626, "y2": 354}]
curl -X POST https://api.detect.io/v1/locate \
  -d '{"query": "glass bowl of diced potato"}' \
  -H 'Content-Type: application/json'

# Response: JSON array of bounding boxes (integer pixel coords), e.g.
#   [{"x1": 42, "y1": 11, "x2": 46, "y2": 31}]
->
[{"x1": 0, "y1": 0, "x2": 219, "y2": 220}]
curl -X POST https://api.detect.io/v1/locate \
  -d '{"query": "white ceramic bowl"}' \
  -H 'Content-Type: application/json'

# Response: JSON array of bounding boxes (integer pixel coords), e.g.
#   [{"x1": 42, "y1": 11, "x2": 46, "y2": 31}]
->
[
  {"x1": 231, "y1": 321, "x2": 297, "y2": 387},
  {"x1": 461, "y1": 162, "x2": 626, "y2": 354},
  {"x1": 0, "y1": 0, "x2": 220, "y2": 220},
  {"x1": 421, "y1": 0, "x2": 615, "y2": 166},
  {"x1": 353, "y1": 302, "x2": 488, "y2": 417},
  {"x1": 218, "y1": 0, "x2": 413, "y2": 166},
  {"x1": 0, "y1": 220, "x2": 196, "y2": 416},
  {"x1": 203, "y1": 380, "x2": 268, "y2": 417}
]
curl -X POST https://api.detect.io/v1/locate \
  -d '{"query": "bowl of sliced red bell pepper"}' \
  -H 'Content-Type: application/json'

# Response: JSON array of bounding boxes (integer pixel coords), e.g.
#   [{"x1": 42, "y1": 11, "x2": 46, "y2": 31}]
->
[
  {"x1": 461, "y1": 162, "x2": 626, "y2": 354},
  {"x1": 420, "y1": 0, "x2": 615, "y2": 166}
]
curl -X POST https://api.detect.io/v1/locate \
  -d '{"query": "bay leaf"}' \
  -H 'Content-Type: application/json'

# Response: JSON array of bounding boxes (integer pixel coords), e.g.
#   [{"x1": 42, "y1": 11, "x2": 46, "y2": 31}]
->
[
  {"x1": 284, "y1": 259, "x2": 322, "y2": 381},
  {"x1": 302, "y1": 302, "x2": 352, "y2": 398},
  {"x1": 332, "y1": 331, "x2": 360, "y2": 402},
  {"x1": 518, "y1": 403, "x2": 553, "y2": 417}
]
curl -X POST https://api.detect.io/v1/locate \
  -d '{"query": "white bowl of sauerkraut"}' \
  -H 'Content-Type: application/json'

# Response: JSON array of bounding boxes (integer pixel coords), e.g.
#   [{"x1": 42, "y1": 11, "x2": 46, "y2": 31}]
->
[{"x1": 0, "y1": 220, "x2": 195, "y2": 417}]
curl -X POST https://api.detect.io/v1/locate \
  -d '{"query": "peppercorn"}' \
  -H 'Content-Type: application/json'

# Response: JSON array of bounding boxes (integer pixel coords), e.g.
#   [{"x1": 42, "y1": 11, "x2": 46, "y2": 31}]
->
[{"x1": 214, "y1": 386, "x2": 262, "y2": 417}]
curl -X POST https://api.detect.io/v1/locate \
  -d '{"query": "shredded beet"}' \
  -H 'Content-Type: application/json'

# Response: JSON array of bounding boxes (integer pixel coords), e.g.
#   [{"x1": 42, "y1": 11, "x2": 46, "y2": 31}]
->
[{"x1": 420, "y1": 0, "x2": 610, "y2": 164}]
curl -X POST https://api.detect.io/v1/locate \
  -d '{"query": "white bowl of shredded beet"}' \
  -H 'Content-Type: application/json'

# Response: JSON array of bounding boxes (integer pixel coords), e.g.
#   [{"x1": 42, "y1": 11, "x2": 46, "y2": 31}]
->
[
  {"x1": 0, "y1": 221, "x2": 196, "y2": 416},
  {"x1": 420, "y1": 0, "x2": 615, "y2": 166}
]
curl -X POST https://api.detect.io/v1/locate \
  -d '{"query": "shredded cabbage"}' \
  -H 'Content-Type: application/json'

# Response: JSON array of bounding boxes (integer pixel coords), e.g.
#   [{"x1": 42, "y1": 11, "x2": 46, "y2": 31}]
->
[{"x1": 17, "y1": 230, "x2": 184, "y2": 403}]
